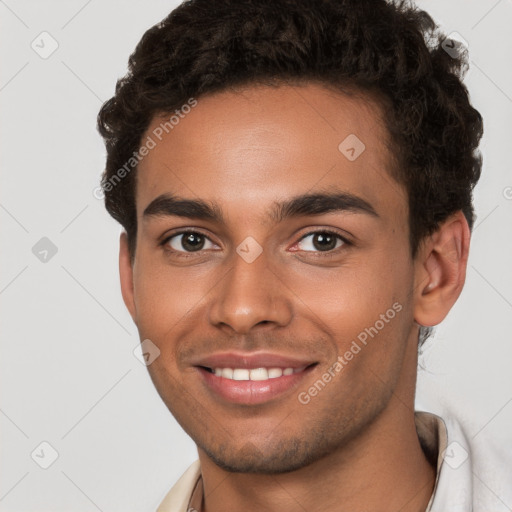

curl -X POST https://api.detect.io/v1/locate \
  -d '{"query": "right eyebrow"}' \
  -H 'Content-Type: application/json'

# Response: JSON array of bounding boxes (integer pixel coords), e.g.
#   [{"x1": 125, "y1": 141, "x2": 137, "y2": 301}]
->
[
  {"x1": 142, "y1": 189, "x2": 380, "y2": 225},
  {"x1": 143, "y1": 194, "x2": 224, "y2": 223}
]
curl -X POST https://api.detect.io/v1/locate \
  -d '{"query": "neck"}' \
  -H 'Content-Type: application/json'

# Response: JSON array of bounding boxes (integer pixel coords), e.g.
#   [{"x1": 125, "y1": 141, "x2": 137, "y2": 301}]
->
[
  {"x1": 197, "y1": 337, "x2": 436, "y2": 512},
  {"x1": 198, "y1": 404, "x2": 435, "y2": 512}
]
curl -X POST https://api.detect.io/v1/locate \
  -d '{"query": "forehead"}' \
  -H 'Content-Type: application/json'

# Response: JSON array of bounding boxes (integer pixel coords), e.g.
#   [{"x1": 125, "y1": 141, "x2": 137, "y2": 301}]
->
[{"x1": 136, "y1": 83, "x2": 406, "y2": 223}]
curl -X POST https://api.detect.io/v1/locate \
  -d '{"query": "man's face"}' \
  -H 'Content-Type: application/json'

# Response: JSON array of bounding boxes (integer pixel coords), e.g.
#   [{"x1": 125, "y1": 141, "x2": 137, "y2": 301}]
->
[{"x1": 124, "y1": 83, "x2": 420, "y2": 473}]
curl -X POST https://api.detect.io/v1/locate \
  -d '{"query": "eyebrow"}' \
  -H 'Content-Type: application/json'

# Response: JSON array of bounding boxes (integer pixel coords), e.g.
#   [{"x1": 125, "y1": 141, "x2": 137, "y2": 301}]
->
[{"x1": 142, "y1": 190, "x2": 379, "y2": 224}]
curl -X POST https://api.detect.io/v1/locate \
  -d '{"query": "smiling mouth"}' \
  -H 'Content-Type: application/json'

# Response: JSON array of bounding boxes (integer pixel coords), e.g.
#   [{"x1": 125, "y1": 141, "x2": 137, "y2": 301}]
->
[
  {"x1": 194, "y1": 352, "x2": 319, "y2": 405},
  {"x1": 200, "y1": 365, "x2": 315, "y2": 381}
]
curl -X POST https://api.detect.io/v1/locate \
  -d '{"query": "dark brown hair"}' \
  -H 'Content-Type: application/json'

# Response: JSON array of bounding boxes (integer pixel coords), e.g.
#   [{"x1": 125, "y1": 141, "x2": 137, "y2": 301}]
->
[{"x1": 97, "y1": 0, "x2": 483, "y2": 344}]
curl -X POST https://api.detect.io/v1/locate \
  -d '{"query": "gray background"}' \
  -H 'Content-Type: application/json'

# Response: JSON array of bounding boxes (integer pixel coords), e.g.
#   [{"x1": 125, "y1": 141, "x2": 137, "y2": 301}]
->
[{"x1": 1, "y1": 1, "x2": 511, "y2": 511}]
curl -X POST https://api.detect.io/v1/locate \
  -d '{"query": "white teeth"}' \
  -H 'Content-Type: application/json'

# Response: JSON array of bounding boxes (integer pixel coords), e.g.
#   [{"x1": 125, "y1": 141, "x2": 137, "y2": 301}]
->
[
  {"x1": 221, "y1": 368, "x2": 234, "y2": 379},
  {"x1": 268, "y1": 368, "x2": 283, "y2": 379},
  {"x1": 211, "y1": 367, "x2": 303, "y2": 381},
  {"x1": 249, "y1": 367, "x2": 269, "y2": 381},
  {"x1": 233, "y1": 369, "x2": 250, "y2": 381}
]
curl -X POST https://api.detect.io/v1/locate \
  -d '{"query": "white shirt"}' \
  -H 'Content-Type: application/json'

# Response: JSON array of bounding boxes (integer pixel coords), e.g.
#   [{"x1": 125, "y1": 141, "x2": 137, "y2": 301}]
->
[{"x1": 156, "y1": 411, "x2": 512, "y2": 512}]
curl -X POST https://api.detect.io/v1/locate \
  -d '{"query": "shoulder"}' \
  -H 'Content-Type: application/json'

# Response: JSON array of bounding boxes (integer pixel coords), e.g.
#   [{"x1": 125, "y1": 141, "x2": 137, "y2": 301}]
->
[{"x1": 416, "y1": 410, "x2": 512, "y2": 511}]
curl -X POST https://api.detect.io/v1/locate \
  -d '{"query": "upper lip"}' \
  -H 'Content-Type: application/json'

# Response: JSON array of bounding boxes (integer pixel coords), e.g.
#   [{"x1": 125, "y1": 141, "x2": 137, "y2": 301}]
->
[{"x1": 192, "y1": 351, "x2": 317, "y2": 369}]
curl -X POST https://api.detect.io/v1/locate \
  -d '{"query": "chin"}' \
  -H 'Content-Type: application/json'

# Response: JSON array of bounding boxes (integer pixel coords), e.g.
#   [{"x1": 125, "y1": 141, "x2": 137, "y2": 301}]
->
[{"x1": 200, "y1": 435, "x2": 335, "y2": 475}]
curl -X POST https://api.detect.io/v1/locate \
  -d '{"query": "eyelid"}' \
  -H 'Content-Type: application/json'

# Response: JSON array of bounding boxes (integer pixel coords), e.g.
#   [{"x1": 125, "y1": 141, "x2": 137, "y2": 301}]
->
[
  {"x1": 296, "y1": 227, "x2": 351, "y2": 243},
  {"x1": 160, "y1": 227, "x2": 352, "y2": 255},
  {"x1": 160, "y1": 228, "x2": 219, "y2": 251},
  {"x1": 290, "y1": 228, "x2": 351, "y2": 253}
]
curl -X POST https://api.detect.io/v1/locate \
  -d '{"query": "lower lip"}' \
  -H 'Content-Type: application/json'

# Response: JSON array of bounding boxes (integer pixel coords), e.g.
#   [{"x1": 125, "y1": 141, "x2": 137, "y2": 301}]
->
[{"x1": 197, "y1": 366, "x2": 315, "y2": 405}]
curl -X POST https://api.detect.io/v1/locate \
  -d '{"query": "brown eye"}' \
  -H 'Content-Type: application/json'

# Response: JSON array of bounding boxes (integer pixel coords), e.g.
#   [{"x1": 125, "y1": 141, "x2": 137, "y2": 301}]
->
[
  {"x1": 296, "y1": 231, "x2": 345, "y2": 252},
  {"x1": 166, "y1": 231, "x2": 215, "y2": 252}
]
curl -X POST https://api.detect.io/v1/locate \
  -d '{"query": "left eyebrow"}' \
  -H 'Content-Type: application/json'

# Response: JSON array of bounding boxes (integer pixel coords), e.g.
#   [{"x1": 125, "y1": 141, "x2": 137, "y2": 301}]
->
[
  {"x1": 269, "y1": 190, "x2": 379, "y2": 223},
  {"x1": 142, "y1": 190, "x2": 379, "y2": 224}
]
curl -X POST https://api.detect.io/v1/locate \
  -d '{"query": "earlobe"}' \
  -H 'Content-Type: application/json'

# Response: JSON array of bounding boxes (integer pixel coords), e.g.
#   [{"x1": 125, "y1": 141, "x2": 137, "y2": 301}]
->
[
  {"x1": 119, "y1": 232, "x2": 137, "y2": 322},
  {"x1": 413, "y1": 211, "x2": 471, "y2": 327}
]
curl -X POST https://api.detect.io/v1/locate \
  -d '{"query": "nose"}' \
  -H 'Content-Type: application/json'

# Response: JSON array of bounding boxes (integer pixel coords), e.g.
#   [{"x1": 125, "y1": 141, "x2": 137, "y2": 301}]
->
[{"x1": 208, "y1": 246, "x2": 293, "y2": 334}]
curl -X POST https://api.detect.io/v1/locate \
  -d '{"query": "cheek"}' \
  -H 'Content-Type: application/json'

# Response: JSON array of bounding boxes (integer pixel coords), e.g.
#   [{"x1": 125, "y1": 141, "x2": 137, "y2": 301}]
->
[
  {"x1": 333, "y1": 252, "x2": 413, "y2": 379},
  {"x1": 131, "y1": 254, "x2": 208, "y2": 338},
  {"x1": 302, "y1": 250, "x2": 412, "y2": 380},
  {"x1": 132, "y1": 230, "x2": 413, "y2": 353},
  {"x1": 283, "y1": 244, "x2": 410, "y2": 329}
]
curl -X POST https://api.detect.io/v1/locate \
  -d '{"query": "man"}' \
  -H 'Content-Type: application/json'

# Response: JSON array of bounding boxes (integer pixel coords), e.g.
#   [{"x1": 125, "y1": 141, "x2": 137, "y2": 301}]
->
[{"x1": 96, "y1": 0, "x2": 510, "y2": 510}]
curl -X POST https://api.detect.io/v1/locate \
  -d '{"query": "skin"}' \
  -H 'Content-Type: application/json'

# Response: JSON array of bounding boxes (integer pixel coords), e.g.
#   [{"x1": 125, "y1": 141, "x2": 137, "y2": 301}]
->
[{"x1": 119, "y1": 83, "x2": 470, "y2": 512}]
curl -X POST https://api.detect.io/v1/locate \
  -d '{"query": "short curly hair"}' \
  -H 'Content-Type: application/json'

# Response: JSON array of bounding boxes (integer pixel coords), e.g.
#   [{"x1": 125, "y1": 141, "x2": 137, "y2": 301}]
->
[{"x1": 97, "y1": 0, "x2": 483, "y2": 344}]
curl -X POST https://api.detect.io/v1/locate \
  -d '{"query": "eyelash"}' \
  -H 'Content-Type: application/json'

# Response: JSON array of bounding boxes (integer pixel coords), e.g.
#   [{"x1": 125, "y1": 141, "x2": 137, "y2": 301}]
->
[{"x1": 159, "y1": 229, "x2": 351, "y2": 258}]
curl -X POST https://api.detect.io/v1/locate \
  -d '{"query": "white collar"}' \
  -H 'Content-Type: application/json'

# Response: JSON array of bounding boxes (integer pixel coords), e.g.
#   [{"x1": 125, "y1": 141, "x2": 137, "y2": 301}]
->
[{"x1": 157, "y1": 410, "x2": 512, "y2": 512}]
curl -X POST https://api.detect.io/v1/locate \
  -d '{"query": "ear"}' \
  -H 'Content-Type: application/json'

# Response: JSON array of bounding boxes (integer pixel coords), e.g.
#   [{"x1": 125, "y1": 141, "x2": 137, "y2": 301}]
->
[
  {"x1": 413, "y1": 210, "x2": 471, "y2": 327},
  {"x1": 119, "y1": 231, "x2": 137, "y2": 322}
]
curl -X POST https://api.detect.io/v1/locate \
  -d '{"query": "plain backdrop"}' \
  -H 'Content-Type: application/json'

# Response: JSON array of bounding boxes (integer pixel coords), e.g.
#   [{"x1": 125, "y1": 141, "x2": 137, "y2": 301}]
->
[{"x1": 1, "y1": 1, "x2": 511, "y2": 511}]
